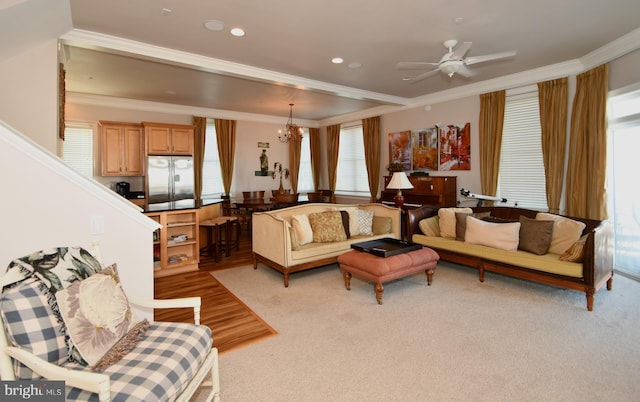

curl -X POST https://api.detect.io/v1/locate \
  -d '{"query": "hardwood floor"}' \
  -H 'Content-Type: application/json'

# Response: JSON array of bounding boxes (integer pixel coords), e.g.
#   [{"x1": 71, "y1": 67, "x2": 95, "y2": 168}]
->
[{"x1": 154, "y1": 227, "x2": 277, "y2": 354}]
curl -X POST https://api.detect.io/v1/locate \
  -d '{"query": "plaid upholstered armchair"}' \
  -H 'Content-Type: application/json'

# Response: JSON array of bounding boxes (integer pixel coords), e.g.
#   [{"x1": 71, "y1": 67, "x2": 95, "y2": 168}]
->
[{"x1": 0, "y1": 246, "x2": 220, "y2": 402}]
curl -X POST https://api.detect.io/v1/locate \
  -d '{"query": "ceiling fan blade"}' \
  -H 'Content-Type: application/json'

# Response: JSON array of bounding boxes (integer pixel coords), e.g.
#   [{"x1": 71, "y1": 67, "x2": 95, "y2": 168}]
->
[
  {"x1": 456, "y1": 64, "x2": 476, "y2": 78},
  {"x1": 409, "y1": 68, "x2": 440, "y2": 83},
  {"x1": 451, "y1": 41, "x2": 472, "y2": 59},
  {"x1": 396, "y1": 61, "x2": 439, "y2": 70},
  {"x1": 465, "y1": 50, "x2": 517, "y2": 65}
]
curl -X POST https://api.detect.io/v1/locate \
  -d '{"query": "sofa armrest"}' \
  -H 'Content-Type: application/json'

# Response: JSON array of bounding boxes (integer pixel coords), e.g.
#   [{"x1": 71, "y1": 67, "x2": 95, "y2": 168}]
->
[
  {"x1": 582, "y1": 220, "x2": 614, "y2": 287},
  {"x1": 129, "y1": 296, "x2": 202, "y2": 325},
  {"x1": 252, "y1": 211, "x2": 290, "y2": 265},
  {"x1": 5, "y1": 347, "x2": 111, "y2": 401},
  {"x1": 406, "y1": 206, "x2": 439, "y2": 240}
]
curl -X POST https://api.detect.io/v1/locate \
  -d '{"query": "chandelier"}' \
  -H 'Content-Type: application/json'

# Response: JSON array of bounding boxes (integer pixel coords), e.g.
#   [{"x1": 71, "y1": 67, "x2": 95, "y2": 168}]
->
[{"x1": 278, "y1": 103, "x2": 304, "y2": 143}]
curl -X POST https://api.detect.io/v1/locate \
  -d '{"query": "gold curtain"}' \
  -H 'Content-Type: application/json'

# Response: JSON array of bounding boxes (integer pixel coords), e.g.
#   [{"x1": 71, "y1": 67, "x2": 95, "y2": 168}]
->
[
  {"x1": 362, "y1": 116, "x2": 381, "y2": 203},
  {"x1": 326, "y1": 124, "x2": 341, "y2": 203},
  {"x1": 288, "y1": 132, "x2": 303, "y2": 193},
  {"x1": 478, "y1": 90, "x2": 506, "y2": 202},
  {"x1": 309, "y1": 127, "x2": 321, "y2": 190},
  {"x1": 565, "y1": 64, "x2": 609, "y2": 219},
  {"x1": 214, "y1": 118, "x2": 237, "y2": 196},
  {"x1": 192, "y1": 116, "x2": 207, "y2": 201},
  {"x1": 537, "y1": 78, "x2": 568, "y2": 213}
]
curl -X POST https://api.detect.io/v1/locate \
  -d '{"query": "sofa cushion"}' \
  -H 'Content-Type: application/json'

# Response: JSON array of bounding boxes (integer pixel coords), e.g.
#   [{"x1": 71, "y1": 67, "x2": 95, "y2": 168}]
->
[
  {"x1": 465, "y1": 216, "x2": 521, "y2": 251},
  {"x1": 54, "y1": 265, "x2": 150, "y2": 370},
  {"x1": 518, "y1": 216, "x2": 554, "y2": 255},
  {"x1": 336, "y1": 207, "x2": 360, "y2": 236},
  {"x1": 372, "y1": 216, "x2": 392, "y2": 235},
  {"x1": 438, "y1": 207, "x2": 473, "y2": 238},
  {"x1": 357, "y1": 209, "x2": 375, "y2": 236},
  {"x1": 291, "y1": 214, "x2": 314, "y2": 246},
  {"x1": 455, "y1": 212, "x2": 491, "y2": 241},
  {"x1": 308, "y1": 211, "x2": 348, "y2": 242},
  {"x1": 536, "y1": 212, "x2": 586, "y2": 254},
  {"x1": 339, "y1": 210, "x2": 351, "y2": 238},
  {"x1": 419, "y1": 216, "x2": 440, "y2": 237}
]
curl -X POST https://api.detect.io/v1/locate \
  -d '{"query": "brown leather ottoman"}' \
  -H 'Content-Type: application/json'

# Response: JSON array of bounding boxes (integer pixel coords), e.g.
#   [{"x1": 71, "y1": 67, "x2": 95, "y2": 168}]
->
[{"x1": 337, "y1": 247, "x2": 439, "y2": 304}]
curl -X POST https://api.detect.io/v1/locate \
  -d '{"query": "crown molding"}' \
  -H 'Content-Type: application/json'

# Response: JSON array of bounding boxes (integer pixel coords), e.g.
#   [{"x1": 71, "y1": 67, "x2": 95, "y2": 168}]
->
[
  {"x1": 60, "y1": 29, "x2": 408, "y2": 107},
  {"x1": 66, "y1": 92, "x2": 320, "y2": 127},
  {"x1": 580, "y1": 27, "x2": 640, "y2": 70}
]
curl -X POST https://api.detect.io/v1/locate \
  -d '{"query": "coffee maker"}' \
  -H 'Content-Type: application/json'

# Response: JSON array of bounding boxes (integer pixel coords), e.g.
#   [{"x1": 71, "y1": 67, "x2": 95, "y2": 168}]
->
[{"x1": 115, "y1": 181, "x2": 130, "y2": 198}]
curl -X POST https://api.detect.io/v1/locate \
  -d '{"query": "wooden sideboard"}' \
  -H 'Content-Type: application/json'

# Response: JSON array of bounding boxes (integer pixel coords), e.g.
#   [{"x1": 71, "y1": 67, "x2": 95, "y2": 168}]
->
[{"x1": 379, "y1": 175, "x2": 457, "y2": 208}]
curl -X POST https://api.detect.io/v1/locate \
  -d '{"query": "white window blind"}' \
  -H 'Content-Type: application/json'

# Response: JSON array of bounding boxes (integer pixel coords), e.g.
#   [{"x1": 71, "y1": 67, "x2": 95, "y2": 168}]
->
[
  {"x1": 202, "y1": 122, "x2": 225, "y2": 198},
  {"x1": 62, "y1": 125, "x2": 93, "y2": 178},
  {"x1": 498, "y1": 92, "x2": 548, "y2": 210},
  {"x1": 336, "y1": 124, "x2": 370, "y2": 195}
]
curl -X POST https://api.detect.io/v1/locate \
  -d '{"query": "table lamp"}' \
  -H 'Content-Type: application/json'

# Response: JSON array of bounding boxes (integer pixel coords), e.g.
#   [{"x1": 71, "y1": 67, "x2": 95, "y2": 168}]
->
[{"x1": 387, "y1": 171, "x2": 414, "y2": 207}]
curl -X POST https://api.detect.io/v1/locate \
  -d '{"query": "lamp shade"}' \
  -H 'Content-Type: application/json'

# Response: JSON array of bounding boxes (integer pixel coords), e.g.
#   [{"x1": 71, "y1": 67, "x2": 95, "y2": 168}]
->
[{"x1": 386, "y1": 172, "x2": 414, "y2": 190}]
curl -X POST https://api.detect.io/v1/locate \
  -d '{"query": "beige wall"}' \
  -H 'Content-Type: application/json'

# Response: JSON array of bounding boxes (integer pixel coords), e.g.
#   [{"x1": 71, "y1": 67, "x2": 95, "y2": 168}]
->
[{"x1": 0, "y1": 39, "x2": 58, "y2": 153}]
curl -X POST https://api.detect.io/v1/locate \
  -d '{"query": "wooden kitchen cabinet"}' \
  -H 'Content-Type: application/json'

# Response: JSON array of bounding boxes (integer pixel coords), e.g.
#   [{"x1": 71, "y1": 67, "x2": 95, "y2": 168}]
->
[
  {"x1": 99, "y1": 121, "x2": 144, "y2": 176},
  {"x1": 143, "y1": 122, "x2": 194, "y2": 155}
]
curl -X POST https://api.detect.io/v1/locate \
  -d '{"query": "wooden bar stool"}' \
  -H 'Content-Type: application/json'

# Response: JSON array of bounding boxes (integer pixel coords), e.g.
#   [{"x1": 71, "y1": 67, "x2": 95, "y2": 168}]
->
[{"x1": 200, "y1": 216, "x2": 240, "y2": 261}]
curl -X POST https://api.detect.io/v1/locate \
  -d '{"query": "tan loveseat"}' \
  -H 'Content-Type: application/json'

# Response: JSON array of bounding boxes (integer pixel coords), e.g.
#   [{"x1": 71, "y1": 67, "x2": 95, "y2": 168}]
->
[
  {"x1": 407, "y1": 206, "x2": 614, "y2": 311},
  {"x1": 253, "y1": 203, "x2": 401, "y2": 286}
]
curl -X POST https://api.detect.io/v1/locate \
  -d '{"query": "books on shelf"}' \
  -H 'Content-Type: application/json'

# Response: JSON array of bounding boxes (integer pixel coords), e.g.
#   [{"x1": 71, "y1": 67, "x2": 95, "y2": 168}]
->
[
  {"x1": 168, "y1": 254, "x2": 189, "y2": 264},
  {"x1": 167, "y1": 234, "x2": 188, "y2": 245}
]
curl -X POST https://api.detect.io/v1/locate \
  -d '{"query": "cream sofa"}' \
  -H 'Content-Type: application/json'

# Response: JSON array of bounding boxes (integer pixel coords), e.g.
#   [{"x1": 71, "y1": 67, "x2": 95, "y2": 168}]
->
[
  {"x1": 252, "y1": 203, "x2": 401, "y2": 286},
  {"x1": 406, "y1": 206, "x2": 614, "y2": 311}
]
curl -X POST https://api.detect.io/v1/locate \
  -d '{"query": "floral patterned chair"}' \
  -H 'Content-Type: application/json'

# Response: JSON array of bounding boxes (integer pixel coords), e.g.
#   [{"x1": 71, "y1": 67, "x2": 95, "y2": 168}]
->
[{"x1": 0, "y1": 246, "x2": 220, "y2": 402}]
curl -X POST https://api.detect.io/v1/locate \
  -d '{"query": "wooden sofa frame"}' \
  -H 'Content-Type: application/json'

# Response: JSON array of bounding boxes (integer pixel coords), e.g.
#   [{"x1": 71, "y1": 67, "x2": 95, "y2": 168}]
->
[{"x1": 406, "y1": 206, "x2": 614, "y2": 311}]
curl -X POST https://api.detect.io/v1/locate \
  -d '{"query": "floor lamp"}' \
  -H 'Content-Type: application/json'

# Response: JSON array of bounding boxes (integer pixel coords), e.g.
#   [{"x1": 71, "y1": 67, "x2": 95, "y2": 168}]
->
[{"x1": 387, "y1": 172, "x2": 414, "y2": 207}]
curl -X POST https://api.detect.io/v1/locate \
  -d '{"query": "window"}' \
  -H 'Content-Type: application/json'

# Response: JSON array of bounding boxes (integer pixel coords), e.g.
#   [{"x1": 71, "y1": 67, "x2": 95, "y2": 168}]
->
[
  {"x1": 62, "y1": 124, "x2": 93, "y2": 178},
  {"x1": 297, "y1": 131, "x2": 314, "y2": 193},
  {"x1": 336, "y1": 124, "x2": 370, "y2": 195},
  {"x1": 497, "y1": 90, "x2": 548, "y2": 210},
  {"x1": 201, "y1": 121, "x2": 225, "y2": 198},
  {"x1": 608, "y1": 85, "x2": 640, "y2": 278}
]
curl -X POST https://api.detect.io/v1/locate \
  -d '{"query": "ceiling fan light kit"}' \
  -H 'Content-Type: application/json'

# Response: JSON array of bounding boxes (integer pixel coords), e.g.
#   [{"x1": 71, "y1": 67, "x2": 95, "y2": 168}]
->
[{"x1": 397, "y1": 39, "x2": 516, "y2": 82}]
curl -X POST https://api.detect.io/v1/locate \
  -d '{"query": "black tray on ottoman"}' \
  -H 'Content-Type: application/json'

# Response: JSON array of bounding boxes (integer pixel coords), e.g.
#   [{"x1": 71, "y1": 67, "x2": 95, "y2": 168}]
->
[{"x1": 351, "y1": 237, "x2": 422, "y2": 257}]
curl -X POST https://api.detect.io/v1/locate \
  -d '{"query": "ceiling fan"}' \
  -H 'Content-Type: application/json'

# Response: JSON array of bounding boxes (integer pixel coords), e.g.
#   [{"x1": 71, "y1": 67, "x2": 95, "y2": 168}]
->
[{"x1": 396, "y1": 39, "x2": 517, "y2": 83}]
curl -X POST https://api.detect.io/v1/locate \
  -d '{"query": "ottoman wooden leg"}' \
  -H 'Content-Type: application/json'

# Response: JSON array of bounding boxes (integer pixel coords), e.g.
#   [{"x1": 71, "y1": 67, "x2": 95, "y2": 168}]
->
[
  {"x1": 343, "y1": 271, "x2": 352, "y2": 290},
  {"x1": 426, "y1": 268, "x2": 434, "y2": 285},
  {"x1": 374, "y1": 282, "x2": 384, "y2": 305}
]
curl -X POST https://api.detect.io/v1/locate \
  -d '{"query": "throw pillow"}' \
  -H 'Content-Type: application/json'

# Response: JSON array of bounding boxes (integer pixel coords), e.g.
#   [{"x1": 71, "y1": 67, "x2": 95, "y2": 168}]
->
[
  {"x1": 372, "y1": 216, "x2": 392, "y2": 235},
  {"x1": 418, "y1": 216, "x2": 440, "y2": 237},
  {"x1": 339, "y1": 210, "x2": 351, "y2": 238},
  {"x1": 308, "y1": 211, "x2": 347, "y2": 242},
  {"x1": 518, "y1": 216, "x2": 554, "y2": 255},
  {"x1": 455, "y1": 212, "x2": 472, "y2": 241},
  {"x1": 536, "y1": 212, "x2": 586, "y2": 255},
  {"x1": 336, "y1": 207, "x2": 360, "y2": 236},
  {"x1": 438, "y1": 207, "x2": 473, "y2": 238},
  {"x1": 465, "y1": 216, "x2": 521, "y2": 251},
  {"x1": 54, "y1": 264, "x2": 150, "y2": 370},
  {"x1": 358, "y1": 209, "x2": 375, "y2": 236},
  {"x1": 559, "y1": 235, "x2": 588, "y2": 262},
  {"x1": 289, "y1": 226, "x2": 300, "y2": 250},
  {"x1": 291, "y1": 214, "x2": 314, "y2": 246}
]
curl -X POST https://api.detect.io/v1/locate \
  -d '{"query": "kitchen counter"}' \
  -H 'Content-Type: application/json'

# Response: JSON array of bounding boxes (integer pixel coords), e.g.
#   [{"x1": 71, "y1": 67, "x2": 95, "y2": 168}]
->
[{"x1": 143, "y1": 198, "x2": 222, "y2": 213}]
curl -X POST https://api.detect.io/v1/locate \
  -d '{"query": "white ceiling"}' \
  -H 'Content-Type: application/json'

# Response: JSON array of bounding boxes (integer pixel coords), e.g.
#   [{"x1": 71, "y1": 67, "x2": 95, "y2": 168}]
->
[{"x1": 16, "y1": 0, "x2": 640, "y2": 122}]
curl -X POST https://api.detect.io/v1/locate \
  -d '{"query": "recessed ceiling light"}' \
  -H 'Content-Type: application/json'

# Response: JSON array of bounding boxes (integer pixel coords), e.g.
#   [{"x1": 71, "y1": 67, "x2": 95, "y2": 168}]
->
[
  {"x1": 204, "y1": 20, "x2": 225, "y2": 32},
  {"x1": 402, "y1": 76, "x2": 411, "y2": 81},
  {"x1": 230, "y1": 27, "x2": 246, "y2": 37},
  {"x1": 160, "y1": 8, "x2": 172, "y2": 16},
  {"x1": 165, "y1": 90, "x2": 176, "y2": 95},
  {"x1": 331, "y1": 57, "x2": 344, "y2": 64},
  {"x1": 348, "y1": 62, "x2": 362, "y2": 69}
]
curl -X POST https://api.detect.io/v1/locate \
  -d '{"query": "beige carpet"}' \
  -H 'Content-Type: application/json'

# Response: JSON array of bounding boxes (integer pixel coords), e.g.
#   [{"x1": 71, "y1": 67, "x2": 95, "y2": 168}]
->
[{"x1": 212, "y1": 262, "x2": 640, "y2": 402}]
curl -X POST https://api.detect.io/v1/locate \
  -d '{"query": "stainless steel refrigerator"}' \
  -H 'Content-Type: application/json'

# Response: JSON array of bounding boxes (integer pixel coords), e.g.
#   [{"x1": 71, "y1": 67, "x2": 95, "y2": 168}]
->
[{"x1": 147, "y1": 156, "x2": 195, "y2": 204}]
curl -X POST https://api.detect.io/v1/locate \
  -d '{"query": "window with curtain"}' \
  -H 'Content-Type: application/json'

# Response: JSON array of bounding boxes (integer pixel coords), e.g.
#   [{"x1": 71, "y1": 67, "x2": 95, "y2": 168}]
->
[
  {"x1": 297, "y1": 130, "x2": 314, "y2": 193},
  {"x1": 498, "y1": 89, "x2": 548, "y2": 210},
  {"x1": 607, "y1": 84, "x2": 640, "y2": 278},
  {"x1": 62, "y1": 124, "x2": 93, "y2": 178},
  {"x1": 202, "y1": 122, "x2": 225, "y2": 198},
  {"x1": 336, "y1": 124, "x2": 370, "y2": 195}
]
